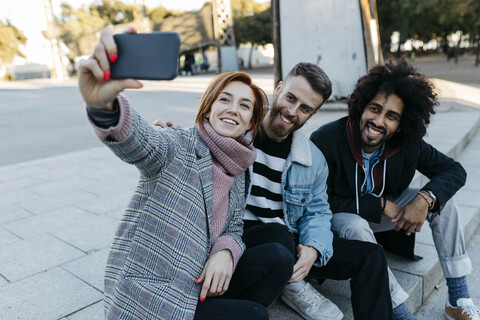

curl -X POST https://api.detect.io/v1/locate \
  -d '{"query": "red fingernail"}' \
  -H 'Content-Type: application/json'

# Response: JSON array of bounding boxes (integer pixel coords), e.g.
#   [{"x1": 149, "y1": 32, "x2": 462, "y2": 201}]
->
[
  {"x1": 195, "y1": 277, "x2": 200, "y2": 284},
  {"x1": 105, "y1": 71, "x2": 111, "y2": 80},
  {"x1": 101, "y1": 73, "x2": 107, "y2": 82},
  {"x1": 129, "y1": 26, "x2": 136, "y2": 32},
  {"x1": 109, "y1": 54, "x2": 117, "y2": 63},
  {"x1": 200, "y1": 298, "x2": 205, "y2": 302}
]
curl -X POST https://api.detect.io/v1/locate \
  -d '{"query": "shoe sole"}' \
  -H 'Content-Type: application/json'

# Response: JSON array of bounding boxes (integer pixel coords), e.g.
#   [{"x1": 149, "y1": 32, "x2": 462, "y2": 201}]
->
[
  {"x1": 280, "y1": 295, "x2": 344, "y2": 320},
  {"x1": 445, "y1": 314, "x2": 454, "y2": 320}
]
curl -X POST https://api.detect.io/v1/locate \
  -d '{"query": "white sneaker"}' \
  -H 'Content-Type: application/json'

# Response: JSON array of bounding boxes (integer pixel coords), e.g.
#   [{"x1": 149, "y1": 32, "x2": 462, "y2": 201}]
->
[
  {"x1": 445, "y1": 297, "x2": 480, "y2": 320},
  {"x1": 281, "y1": 282, "x2": 344, "y2": 320}
]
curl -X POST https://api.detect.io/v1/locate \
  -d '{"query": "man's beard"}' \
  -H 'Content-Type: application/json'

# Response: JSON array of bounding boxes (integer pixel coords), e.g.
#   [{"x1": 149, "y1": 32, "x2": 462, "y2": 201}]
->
[
  {"x1": 360, "y1": 120, "x2": 392, "y2": 151},
  {"x1": 267, "y1": 98, "x2": 302, "y2": 138}
]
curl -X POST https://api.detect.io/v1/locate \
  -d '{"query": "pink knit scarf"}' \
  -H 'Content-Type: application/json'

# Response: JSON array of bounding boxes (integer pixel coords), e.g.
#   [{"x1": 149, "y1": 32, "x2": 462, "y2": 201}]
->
[{"x1": 197, "y1": 121, "x2": 256, "y2": 243}]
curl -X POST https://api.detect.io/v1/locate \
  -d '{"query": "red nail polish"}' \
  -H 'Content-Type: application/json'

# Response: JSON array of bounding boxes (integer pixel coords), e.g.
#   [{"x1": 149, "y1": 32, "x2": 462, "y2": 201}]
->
[
  {"x1": 109, "y1": 54, "x2": 117, "y2": 63},
  {"x1": 200, "y1": 298, "x2": 205, "y2": 302},
  {"x1": 105, "y1": 71, "x2": 111, "y2": 80},
  {"x1": 101, "y1": 73, "x2": 107, "y2": 82},
  {"x1": 195, "y1": 277, "x2": 200, "y2": 284}
]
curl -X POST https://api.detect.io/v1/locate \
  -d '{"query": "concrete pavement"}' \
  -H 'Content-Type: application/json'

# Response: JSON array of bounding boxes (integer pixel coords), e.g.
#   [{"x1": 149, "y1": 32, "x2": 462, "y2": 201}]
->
[{"x1": 1, "y1": 68, "x2": 480, "y2": 319}]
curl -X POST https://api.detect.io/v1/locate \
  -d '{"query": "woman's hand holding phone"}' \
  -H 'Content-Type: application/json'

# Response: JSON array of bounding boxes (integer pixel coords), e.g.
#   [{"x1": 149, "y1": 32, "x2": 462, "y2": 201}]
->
[{"x1": 77, "y1": 28, "x2": 143, "y2": 111}]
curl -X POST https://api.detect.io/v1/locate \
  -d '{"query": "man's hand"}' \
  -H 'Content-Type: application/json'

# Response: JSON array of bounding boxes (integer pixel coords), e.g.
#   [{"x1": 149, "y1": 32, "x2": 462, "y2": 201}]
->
[
  {"x1": 152, "y1": 119, "x2": 173, "y2": 128},
  {"x1": 289, "y1": 244, "x2": 318, "y2": 283},
  {"x1": 382, "y1": 199, "x2": 404, "y2": 220},
  {"x1": 78, "y1": 28, "x2": 143, "y2": 111},
  {"x1": 392, "y1": 195, "x2": 429, "y2": 236},
  {"x1": 196, "y1": 250, "x2": 234, "y2": 301}
]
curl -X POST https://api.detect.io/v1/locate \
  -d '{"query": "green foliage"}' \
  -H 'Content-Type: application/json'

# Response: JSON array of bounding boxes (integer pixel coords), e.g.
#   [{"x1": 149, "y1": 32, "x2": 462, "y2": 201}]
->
[
  {"x1": 231, "y1": 0, "x2": 269, "y2": 18},
  {"x1": 377, "y1": 0, "x2": 480, "y2": 48},
  {"x1": 0, "y1": 20, "x2": 27, "y2": 63},
  {"x1": 234, "y1": 6, "x2": 272, "y2": 46},
  {"x1": 57, "y1": 1, "x2": 177, "y2": 59},
  {"x1": 148, "y1": 6, "x2": 170, "y2": 22},
  {"x1": 90, "y1": 0, "x2": 134, "y2": 25},
  {"x1": 58, "y1": 3, "x2": 106, "y2": 58}
]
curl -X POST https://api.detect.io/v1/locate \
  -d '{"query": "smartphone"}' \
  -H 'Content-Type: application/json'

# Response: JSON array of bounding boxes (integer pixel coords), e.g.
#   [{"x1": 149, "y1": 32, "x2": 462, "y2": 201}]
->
[{"x1": 110, "y1": 32, "x2": 180, "y2": 80}]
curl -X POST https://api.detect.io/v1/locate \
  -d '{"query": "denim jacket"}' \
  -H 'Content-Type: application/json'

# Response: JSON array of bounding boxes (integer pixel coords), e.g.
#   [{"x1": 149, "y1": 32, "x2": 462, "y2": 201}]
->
[{"x1": 246, "y1": 128, "x2": 334, "y2": 267}]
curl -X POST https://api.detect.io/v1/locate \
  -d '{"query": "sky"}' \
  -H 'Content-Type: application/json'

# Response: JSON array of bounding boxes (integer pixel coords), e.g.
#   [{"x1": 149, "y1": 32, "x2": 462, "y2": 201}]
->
[
  {"x1": 2, "y1": 0, "x2": 206, "y2": 35},
  {"x1": 1, "y1": 0, "x2": 207, "y2": 64}
]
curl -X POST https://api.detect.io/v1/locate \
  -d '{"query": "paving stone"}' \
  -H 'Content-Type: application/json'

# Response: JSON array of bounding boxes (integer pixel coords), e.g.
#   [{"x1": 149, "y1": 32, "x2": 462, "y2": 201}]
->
[
  {"x1": 61, "y1": 248, "x2": 109, "y2": 292},
  {"x1": 415, "y1": 222, "x2": 434, "y2": 246},
  {"x1": 51, "y1": 215, "x2": 118, "y2": 253},
  {"x1": 75, "y1": 172, "x2": 138, "y2": 198},
  {"x1": 0, "y1": 275, "x2": 8, "y2": 288},
  {"x1": 74, "y1": 196, "x2": 128, "y2": 216},
  {"x1": 26, "y1": 177, "x2": 97, "y2": 197},
  {"x1": 388, "y1": 242, "x2": 439, "y2": 278},
  {"x1": 0, "y1": 233, "x2": 84, "y2": 282},
  {"x1": 0, "y1": 227, "x2": 22, "y2": 247},
  {"x1": 4, "y1": 206, "x2": 97, "y2": 239},
  {"x1": 0, "y1": 176, "x2": 48, "y2": 194},
  {"x1": 0, "y1": 268, "x2": 102, "y2": 320},
  {"x1": 392, "y1": 270, "x2": 424, "y2": 312},
  {"x1": 0, "y1": 165, "x2": 50, "y2": 183},
  {"x1": 17, "y1": 189, "x2": 99, "y2": 215},
  {"x1": 64, "y1": 300, "x2": 104, "y2": 320},
  {"x1": 0, "y1": 203, "x2": 33, "y2": 225},
  {"x1": 388, "y1": 242, "x2": 444, "y2": 304},
  {"x1": 0, "y1": 189, "x2": 39, "y2": 206},
  {"x1": 268, "y1": 299, "x2": 304, "y2": 320}
]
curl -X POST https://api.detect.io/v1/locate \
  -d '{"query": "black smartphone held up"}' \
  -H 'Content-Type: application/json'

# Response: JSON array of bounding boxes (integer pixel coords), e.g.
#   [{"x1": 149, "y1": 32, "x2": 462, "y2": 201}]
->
[{"x1": 110, "y1": 32, "x2": 180, "y2": 80}]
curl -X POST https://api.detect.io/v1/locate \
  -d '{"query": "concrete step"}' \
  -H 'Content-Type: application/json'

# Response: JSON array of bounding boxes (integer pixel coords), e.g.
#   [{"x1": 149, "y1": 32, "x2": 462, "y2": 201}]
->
[{"x1": 269, "y1": 107, "x2": 480, "y2": 319}]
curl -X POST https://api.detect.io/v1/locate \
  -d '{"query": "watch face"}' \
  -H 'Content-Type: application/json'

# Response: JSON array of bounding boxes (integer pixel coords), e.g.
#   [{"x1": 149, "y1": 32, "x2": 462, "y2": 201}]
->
[{"x1": 426, "y1": 190, "x2": 437, "y2": 201}]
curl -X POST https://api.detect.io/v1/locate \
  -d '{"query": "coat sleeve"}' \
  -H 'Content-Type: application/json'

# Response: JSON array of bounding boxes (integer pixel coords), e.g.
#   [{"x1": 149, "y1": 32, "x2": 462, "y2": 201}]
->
[
  {"x1": 87, "y1": 94, "x2": 177, "y2": 178},
  {"x1": 416, "y1": 139, "x2": 466, "y2": 211}
]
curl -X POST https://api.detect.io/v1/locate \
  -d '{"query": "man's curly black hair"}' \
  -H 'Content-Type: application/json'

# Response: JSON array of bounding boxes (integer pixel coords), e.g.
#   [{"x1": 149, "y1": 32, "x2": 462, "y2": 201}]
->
[{"x1": 347, "y1": 59, "x2": 438, "y2": 145}]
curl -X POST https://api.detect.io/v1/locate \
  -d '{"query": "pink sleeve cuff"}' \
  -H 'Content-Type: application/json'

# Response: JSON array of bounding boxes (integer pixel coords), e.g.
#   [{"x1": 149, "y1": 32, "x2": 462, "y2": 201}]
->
[
  {"x1": 210, "y1": 236, "x2": 244, "y2": 271},
  {"x1": 87, "y1": 94, "x2": 133, "y2": 141}
]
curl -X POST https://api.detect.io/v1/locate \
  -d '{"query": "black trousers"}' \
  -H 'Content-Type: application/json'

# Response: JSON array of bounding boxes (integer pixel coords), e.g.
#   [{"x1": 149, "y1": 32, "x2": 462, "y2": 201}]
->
[
  {"x1": 241, "y1": 222, "x2": 393, "y2": 320},
  {"x1": 194, "y1": 230, "x2": 294, "y2": 319}
]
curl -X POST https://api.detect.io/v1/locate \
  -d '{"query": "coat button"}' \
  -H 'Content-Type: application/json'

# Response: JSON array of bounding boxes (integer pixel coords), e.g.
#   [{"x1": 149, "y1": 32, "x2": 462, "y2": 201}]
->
[{"x1": 301, "y1": 198, "x2": 305, "y2": 203}]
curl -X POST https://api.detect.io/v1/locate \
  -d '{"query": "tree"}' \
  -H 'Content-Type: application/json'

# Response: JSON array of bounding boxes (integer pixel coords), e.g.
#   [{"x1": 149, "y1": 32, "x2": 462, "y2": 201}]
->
[
  {"x1": 90, "y1": 0, "x2": 134, "y2": 25},
  {"x1": 0, "y1": 20, "x2": 27, "y2": 63},
  {"x1": 232, "y1": 0, "x2": 271, "y2": 68},
  {"x1": 58, "y1": 3, "x2": 106, "y2": 59},
  {"x1": 148, "y1": 6, "x2": 171, "y2": 23},
  {"x1": 377, "y1": 0, "x2": 480, "y2": 65},
  {"x1": 231, "y1": 0, "x2": 269, "y2": 18}
]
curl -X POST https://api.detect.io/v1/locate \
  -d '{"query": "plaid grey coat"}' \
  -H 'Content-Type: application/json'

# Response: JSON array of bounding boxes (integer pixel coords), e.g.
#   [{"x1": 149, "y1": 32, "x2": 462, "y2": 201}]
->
[{"x1": 100, "y1": 109, "x2": 246, "y2": 320}]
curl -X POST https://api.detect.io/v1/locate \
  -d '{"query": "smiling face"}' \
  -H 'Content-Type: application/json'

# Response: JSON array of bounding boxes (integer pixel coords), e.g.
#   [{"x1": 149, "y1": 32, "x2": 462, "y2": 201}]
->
[
  {"x1": 359, "y1": 92, "x2": 404, "y2": 153},
  {"x1": 263, "y1": 76, "x2": 324, "y2": 142},
  {"x1": 207, "y1": 81, "x2": 255, "y2": 138}
]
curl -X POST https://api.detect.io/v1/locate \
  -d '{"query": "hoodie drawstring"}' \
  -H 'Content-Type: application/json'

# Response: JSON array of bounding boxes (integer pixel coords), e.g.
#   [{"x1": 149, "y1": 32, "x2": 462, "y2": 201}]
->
[{"x1": 355, "y1": 159, "x2": 387, "y2": 215}]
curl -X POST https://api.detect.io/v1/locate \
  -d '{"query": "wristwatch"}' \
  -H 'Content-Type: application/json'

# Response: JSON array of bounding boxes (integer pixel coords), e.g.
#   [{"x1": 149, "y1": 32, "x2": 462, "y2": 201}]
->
[{"x1": 424, "y1": 190, "x2": 437, "y2": 206}]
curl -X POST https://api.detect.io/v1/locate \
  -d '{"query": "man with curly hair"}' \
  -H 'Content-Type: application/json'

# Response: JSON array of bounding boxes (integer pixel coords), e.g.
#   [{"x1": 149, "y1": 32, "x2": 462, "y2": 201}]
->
[{"x1": 310, "y1": 59, "x2": 478, "y2": 320}]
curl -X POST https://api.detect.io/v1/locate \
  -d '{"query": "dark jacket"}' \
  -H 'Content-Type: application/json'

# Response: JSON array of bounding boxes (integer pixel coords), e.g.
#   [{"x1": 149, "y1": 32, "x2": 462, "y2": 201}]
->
[{"x1": 310, "y1": 116, "x2": 467, "y2": 224}]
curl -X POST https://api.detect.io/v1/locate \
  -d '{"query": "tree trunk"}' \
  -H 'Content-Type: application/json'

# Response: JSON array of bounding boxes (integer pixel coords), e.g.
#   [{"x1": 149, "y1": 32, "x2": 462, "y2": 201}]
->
[
  {"x1": 476, "y1": 34, "x2": 480, "y2": 67},
  {"x1": 248, "y1": 44, "x2": 255, "y2": 69}
]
